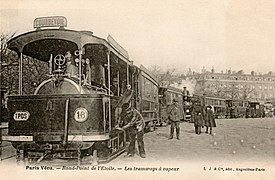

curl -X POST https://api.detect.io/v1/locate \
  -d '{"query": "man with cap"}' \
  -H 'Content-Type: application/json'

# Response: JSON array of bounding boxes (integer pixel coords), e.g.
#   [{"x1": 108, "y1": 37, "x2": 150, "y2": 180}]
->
[
  {"x1": 168, "y1": 99, "x2": 181, "y2": 140},
  {"x1": 192, "y1": 99, "x2": 204, "y2": 135},
  {"x1": 116, "y1": 103, "x2": 146, "y2": 158}
]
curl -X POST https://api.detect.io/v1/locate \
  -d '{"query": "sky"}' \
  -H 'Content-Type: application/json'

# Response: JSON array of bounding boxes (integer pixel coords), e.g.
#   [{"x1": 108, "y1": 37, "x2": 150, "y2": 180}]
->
[{"x1": 1, "y1": 0, "x2": 275, "y2": 75}]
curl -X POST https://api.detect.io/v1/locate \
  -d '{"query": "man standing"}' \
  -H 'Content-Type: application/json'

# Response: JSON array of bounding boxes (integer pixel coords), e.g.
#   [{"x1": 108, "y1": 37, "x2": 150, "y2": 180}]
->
[
  {"x1": 168, "y1": 99, "x2": 181, "y2": 140},
  {"x1": 192, "y1": 100, "x2": 204, "y2": 135},
  {"x1": 116, "y1": 103, "x2": 146, "y2": 158},
  {"x1": 205, "y1": 106, "x2": 216, "y2": 135}
]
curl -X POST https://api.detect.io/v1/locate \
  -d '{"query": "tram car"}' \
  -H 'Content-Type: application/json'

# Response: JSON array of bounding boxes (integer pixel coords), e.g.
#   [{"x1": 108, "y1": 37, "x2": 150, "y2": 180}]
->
[
  {"x1": 263, "y1": 102, "x2": 274, "y2": 118},
  {"x1": 266, "y1": 100, "x2": 275, "y2": 116},
  {"x1": 247, "y1": 101, "x2": 264, "y2": 118},
  {"x1": 204, "y1": 96, "x2": 226, "y2": 119},
  {"x1": 134, "y1": 65, "x2": 159, "y2": 131},
  {"x1": 158, "y1": 85, "x2": 184, "y2": 125},
  {"x1": 2, "y1": 16, "x2": 145, "y2": 164},
  {"x1": 225, "y1": 99, "x2": 249, "y2": 118}
]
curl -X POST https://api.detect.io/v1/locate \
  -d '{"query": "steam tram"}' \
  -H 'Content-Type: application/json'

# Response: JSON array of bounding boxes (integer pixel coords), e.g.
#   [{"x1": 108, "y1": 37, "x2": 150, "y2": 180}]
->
[{"x1": 3, "y1": 16, "x2": 149, "y2": 164}]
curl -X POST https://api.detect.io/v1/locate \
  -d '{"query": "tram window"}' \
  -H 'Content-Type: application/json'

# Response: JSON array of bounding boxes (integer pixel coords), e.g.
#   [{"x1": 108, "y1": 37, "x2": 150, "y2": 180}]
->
[
  {"x1": 142, "y1": 76, "x2": 155, "y2": 99},
  {"x1": 65, "y1": 51, "x2": 78, "y2": 78}
]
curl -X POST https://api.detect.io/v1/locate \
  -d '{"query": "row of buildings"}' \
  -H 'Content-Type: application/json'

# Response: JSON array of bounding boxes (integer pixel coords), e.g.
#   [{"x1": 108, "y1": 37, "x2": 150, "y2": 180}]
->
[{"x1": 183, "y1": 67, "x2": 275, "y2": 101}]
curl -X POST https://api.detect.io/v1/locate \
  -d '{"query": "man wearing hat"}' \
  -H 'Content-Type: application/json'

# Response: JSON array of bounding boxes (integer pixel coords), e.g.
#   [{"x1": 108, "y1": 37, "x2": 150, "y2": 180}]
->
[
  {"x1": 168, "y1": 99, "x2": 181, "y2": 140},
  {"x1": 192, "y1": 100, "x2": 204, "y2": 135},
  {"x1": 116, "y1": 103, "x2": 146, "y2": 158}
]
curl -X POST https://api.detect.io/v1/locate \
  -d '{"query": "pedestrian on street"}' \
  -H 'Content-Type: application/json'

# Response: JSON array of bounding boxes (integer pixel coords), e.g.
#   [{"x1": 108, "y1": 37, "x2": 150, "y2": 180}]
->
[
  {"x1": 116, "y1": 103, "x2": 146, "y2": 158},
  {"x1": 205, "y1": 105, "x2": 216, "y2": 135},
  {"x1": 168, "y1": 99, "x2": 181, "y2": 140},
  {"x1": 192, "y1": 101, "x2": 204, "y2": 135}
]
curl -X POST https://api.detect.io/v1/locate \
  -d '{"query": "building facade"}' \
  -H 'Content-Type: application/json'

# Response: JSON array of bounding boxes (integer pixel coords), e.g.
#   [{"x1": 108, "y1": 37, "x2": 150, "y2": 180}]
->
[{"x1": 185, "y1": 68, "x2": 275, "y2": 101}]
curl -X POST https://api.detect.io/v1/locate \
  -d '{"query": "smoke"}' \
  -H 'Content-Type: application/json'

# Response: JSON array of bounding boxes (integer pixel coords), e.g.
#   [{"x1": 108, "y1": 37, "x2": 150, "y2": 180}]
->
[{"x1": 170, "y1": 79, "x2": 196, "y2": 95}]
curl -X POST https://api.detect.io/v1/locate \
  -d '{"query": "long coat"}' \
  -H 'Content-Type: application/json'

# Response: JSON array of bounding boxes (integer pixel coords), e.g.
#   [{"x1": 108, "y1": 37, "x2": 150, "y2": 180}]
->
[
  {"x1": 168, "y1": 104, "x2": 181, "y2": 122},
  {"x1": 205, "y1": 109, "x2": 216, "y2": 127},
  {"x1": 192, "y1": 104, "x2": 203, "y2": 127}
]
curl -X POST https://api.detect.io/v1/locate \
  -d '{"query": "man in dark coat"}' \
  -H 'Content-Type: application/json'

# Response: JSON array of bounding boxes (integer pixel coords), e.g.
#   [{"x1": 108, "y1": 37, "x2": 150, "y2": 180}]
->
[
  {"x1": 116, "y1": 103, "x2": 146, "y2": 158},
  {"x1": 204, "y1": 106, "x2": 216, "y2": 135},
  {"x1": 168, "y1": 99, "x2": 181, "y2": 140},
  {"x1": 192, "y1": 101, "x2": 204, "y2": 135}
]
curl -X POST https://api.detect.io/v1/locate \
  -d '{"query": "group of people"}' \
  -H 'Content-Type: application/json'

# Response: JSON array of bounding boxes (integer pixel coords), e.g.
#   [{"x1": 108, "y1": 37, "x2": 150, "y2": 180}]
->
[
  {"x1": 114, "y1": 98, "x2": 217, "y2": 159},
  {"x1": 168, "y1": 99, "x2": 216, "y2": 139},
  {"x1": 191, "y1": 101, "x2": 216, "y2": 135}
]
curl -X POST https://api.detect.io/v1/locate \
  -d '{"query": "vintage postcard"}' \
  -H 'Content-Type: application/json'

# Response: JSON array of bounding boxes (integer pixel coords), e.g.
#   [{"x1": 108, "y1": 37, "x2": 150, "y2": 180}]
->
[{"x1": 1, "y1": 0, "x2": 275, "y2": 179}]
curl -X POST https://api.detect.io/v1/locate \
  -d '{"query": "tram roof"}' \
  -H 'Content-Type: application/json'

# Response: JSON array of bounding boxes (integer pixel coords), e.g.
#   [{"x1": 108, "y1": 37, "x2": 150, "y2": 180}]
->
[
  {"x1": 7, "y1": 29, "x2": 131, "y2": 64},
  {"x1": 160, "y1": 85, "x2": 183, "y2": 93},
  {"x1": 139, "y1": 64, "x2": 159, "y2": 86}
]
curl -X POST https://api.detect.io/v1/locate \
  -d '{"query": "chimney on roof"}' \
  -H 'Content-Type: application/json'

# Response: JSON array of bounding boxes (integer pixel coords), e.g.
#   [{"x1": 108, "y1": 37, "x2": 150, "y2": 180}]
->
[{"x1": 211, "y1": 66, "x2": 215, "y2": 74}]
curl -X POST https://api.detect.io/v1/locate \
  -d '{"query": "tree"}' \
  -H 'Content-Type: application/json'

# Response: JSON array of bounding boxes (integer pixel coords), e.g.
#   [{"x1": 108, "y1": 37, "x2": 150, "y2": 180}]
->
[
  {"x1": 223, "y1": 82, "x2": 240, "y2": 99},
  {"x1": 1, "y1": 32, "x2": 48, "y2": 95},
  {"x1": 149, "y1": 65, "x2": 179, "y2": 86},
  {"x1": 240, "y1": 85, "x2": 257, "y2": 100},
  {"x1": 1, "y1": 33, "x2": 19, "y2": 94}
]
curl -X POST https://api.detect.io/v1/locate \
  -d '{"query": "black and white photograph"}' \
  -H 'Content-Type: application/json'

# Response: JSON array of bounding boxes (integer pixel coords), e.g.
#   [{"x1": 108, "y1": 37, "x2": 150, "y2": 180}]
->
[{"x1": 1, "y1": 0, "x2": 275, "y2": 179}]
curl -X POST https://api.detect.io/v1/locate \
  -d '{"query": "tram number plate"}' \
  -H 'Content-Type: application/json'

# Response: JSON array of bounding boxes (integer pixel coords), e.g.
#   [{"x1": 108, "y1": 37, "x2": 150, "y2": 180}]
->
[
  {"x1": 14, "y1": 111, "x2": 30, "y2": 121},
  {"x1": 74, "y1": 107, "x2": 88, "y2": 122}
]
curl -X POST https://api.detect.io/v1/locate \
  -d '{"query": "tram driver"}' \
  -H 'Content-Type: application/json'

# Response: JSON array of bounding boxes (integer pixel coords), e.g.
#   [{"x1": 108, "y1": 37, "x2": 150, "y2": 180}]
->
[
  {"x1": 116, "y1": 102, "x2": 146, "y2": 158},
  {"x1": 65, "y1": 51, "x2": 78, "y2": 78}
]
